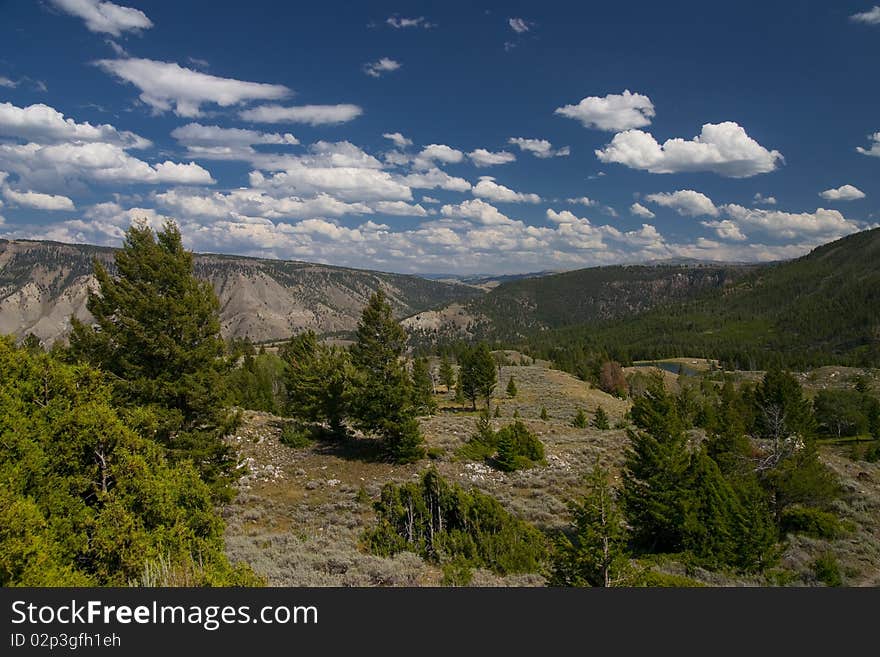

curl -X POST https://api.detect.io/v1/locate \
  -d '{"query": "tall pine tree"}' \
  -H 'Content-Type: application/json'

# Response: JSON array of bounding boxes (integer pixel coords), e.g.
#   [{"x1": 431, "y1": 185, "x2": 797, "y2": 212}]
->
[
  {"x1": 550, "y1": 462, "x2": 631, "y2": 587},
  {"x1": 459, "y1": 344, "x2": 497, "y2": 410},
  {"x1": 621, "y1": 375, "x2": 692, "y2": 553},
  {"x1": 411, "y1": 357, "x2": 437, "y2": 415},
  {"x1": 349, "y1": 289, "x2": 424, "y2": 462},
  {"x1": 281, "y1": 331, "x2": 350, "y2": 436},
  {"x1": 69, "y1": 221, "x2": 235, "y2": 501}
]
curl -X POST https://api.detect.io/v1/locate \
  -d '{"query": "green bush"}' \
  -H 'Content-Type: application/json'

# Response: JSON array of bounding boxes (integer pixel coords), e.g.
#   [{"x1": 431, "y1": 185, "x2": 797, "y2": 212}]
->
[
  {"x1": 362, "y1": 469, "x2": 547, "y2": 575},
  {"x1": 636, "y1": 570, "x2": 705, "y2": 587},
  {"x1": 0, "y1": 338, "x2": 250, "y2": 586},
  {"x1": 495, "y1": 421, "x2": 545, "y2": 472},
  {"x1": 441, "y1": 557, "x2": 474, "y2": 586},
  {"x1": 572, "y1": 409, "x2": 589, "y2": 428},
  {"x1": 279, "y1": 422, "x2": 315, "y2": 448},
  {"x1": 456, "y1": 413, "x2": 498, "y2": 462},
  {"x1": 812, "y1": 553, "x2": 843, "y2": 587},
  {"x1": 780, "y1": 507, "x2": 841, "y2": 539}
]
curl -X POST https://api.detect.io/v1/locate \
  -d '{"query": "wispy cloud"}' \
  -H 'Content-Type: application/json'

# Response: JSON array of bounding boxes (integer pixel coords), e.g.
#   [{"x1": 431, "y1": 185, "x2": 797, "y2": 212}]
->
[
  {"x1": 49, "y1": 0, "x2": 153, "y2": 37},
  {"x1": 363, "y1": 58, "x2": 401, "y2": 78},
  {"x1": 386, "y1": 16, "x2": 435, "y2": 29},
  {"x1": 850, "y1": 6, "x2": 880, "y2": 25}
]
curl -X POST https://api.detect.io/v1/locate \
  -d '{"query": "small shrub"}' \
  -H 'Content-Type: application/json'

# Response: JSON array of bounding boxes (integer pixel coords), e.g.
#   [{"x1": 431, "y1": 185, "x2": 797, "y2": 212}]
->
[
  {"x1": 427, "y1": 447, "x2": 444, "y2": 460},
  {"x1": 456, "y1": 412, "x2": 498, "y2": 462},
  {"x1": 592, "y1": 406, "x2": 610, "y2": 430},
  {"x1": 637, "y1": 570, "x2": 705, "y2": 587},
  {"x1": 441, "y1": 557, "x2": 474, "y2": 586},
  {"x1": 780, "y1": 507, "x2": 841, "y2": 539},
  {"x1": 572, "y1": 409, "x2": 589, "y2": 429},
  {"x1": 540, "y1": 406, "x2": 549, "y2": 421},
  {"x1": 812, "y1": 553, "x2": 842, "y2": 587},
  {"x1": 280, "y1": 422, "x2": 314, "y2": 448},
  {"x1": 355, "y1": 485, "x2": 371, "y2": 505},
  {"x1": 495, "y1": 421, "x2": 545, "y2": 472},
  {"x1": 362, "y1": 469, "x2": 547, "y2": 575}
]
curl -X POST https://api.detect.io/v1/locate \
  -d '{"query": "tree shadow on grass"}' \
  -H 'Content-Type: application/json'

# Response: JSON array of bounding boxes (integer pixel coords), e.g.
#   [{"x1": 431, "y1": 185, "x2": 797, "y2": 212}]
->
[{"x1": 310, "y1": 430, "x2": 389, "y2": 464}]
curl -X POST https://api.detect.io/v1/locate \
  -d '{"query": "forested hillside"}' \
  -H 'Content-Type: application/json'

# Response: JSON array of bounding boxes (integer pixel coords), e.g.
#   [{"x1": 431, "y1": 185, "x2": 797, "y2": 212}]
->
[
  {"x1": 405, "y1": 262, "x2": 752, "y2": 344},
  {"x1": 528, "y1": 228, "x2": 880, "y2": 371}
]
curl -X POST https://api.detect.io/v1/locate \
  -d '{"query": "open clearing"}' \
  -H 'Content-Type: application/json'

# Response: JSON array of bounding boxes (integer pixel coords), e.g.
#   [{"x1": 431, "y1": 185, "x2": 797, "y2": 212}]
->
[{"x1": 223, "y1": 362, "x2": 880, "y2": 586}]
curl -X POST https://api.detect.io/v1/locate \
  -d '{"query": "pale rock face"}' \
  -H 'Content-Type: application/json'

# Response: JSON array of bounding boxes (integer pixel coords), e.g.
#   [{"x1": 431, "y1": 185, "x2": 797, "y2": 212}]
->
[{"x1": 0, "y1": 239, "x2": 481, "y2": 345}]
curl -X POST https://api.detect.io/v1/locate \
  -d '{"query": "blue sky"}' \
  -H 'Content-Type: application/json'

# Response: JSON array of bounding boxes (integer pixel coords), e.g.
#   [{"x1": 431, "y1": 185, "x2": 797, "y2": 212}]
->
[{"x1": 0, "y1": 0, "x2": 878, "y2": 274}]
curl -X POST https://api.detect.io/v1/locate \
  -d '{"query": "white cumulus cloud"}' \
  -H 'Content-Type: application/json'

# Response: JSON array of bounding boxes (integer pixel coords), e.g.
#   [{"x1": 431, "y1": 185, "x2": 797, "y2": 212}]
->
[
  {"x1": 722, "y1": 204, "x2": 863, "y2": 240},
  {"x1": 2, "y1": 187, "x2": 75, "y2": 211},
  {"x1": 96, "y1": 58, "x2": 291, "y2": 118},
  {"x1": 645, "y1": 190, "x2": 719, "y2": 217},
  {"x1": 596, "y1": 121, "x2": 783, "y2": 177},
  {"x1": 441, "y1": 199, "x2": 514, "y2": 225},
  {"x1": 851, "y1": 6, "x2": 880, "y2": 24},
  {"x1": 753, "y1": 193, "x2": 777, "y2": 205},
  {"x1": 0, "y1": 101, "x2": 150, "y2": 148},
  {"x1": 857, "y1": 132, "x2": 880, "y2": 157},
  {"x1": 630, "y1": 202, "x2": 655, "y2": 219},
  {"x1": 401, "y1": 168, "x2": 471, "y2": 192},
  {"x1": 0, "y1": 141, "x2": 214, "y2": 189},
  {"x1": 819, "y1": 184, "x2": 866, "y2": 201},
  {"x1": 383, "y1": 132, "x2": 412, "y2": 148},
  {"x1": 49, "y1": 0, "x2": 152, "y2": 36},
  {"x1": 507, "y1": 137, "x2": 569, "y2": 158},
  {"x1": 472, "y1": 177, "x2": 540, "y2": 204},
  {"x1": 701, "y1": 219, "x2": 747, "y2": 242},
  {"x1": 468, "y1": 149, "x2": 515, "y2": 167},
  {"x1": 413, "y1": 144, "x2": 464, "y2": 169},
  {"x1": 555, "y1": 90, "x2": 655, "y2": 131}
]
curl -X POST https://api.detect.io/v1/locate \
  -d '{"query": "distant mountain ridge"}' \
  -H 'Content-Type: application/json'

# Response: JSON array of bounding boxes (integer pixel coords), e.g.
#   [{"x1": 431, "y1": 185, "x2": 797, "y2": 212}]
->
[
  {"x1": 404, "y1": 261, "x2": 756, "y2": 344},
  {"x1": 0, "y1": 239, "x2": 483, "y2": 345}
]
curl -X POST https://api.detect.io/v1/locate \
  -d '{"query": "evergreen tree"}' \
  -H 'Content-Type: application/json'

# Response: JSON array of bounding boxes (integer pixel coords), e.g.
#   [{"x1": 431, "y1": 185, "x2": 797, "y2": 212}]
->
[
  {"x1": 540, "y1": 406, "x2": 549, "y2": 421},
  {"x1": 752, "y1": 370, "x2": 815, "y2": 446},
  {"x1": 506, "y1": 376, "x2": 518, "y2": 398},
  {"x1": 411, "y1": 357, "x2": 437, "y2": 415},
  {"x1": 439, "y1": 355, "x2": 456, "y2": 390},
  {"x1": 0, "y1": 338, "x2": 255, "y2": 586},
  {"x1": 281, "y1": 331, "x2": 350, "y2": 436},
  {"x1": 572, "y1": 409, "x2": 589, "y2": 429},
  {"x1": 454, "y1": 370, "x2": 465, "y2": 404},
  {"x1": 592, "y1": 406, "x2": 610, "y2": 430},
  {"x1": 459, "y1": 344, "x2": 497, "y2": 410},
  {"x1": 495, "y1": 421, "x2": 545, "y2": 471},
  {"x1": 621, "y1": 375, "x2": 692, "y2": 552},
  {"x1": 227, "y1": 351, "x2": 286, "y2": 414},
  {"x1": 706, "y1": 378, "x2": 752, "y2": 476},
  {"x1": 349, "y1": 290, "x2": 424, "y2": 462},
  {"x1": 731, "y1": 475, "x2": 778, "y2": 572},
  {"x1": 869, "y1": 398, "x2": 880, "y2": 440},
  {"x1": 550, "y1": 462, "x2": 630, "y2": 587},
  {"x1": 494, "y1": 404, "x2": 502, "y2": 418},
  {"x1": 69, "y1": 221, "x2": 235, "y2": 501},
  {"x1": 681, "y1": 450, "x2": 742, "y2": 568},
  {"x1": 751, "y1": 371, "x2": 838, "y2": 520}
]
